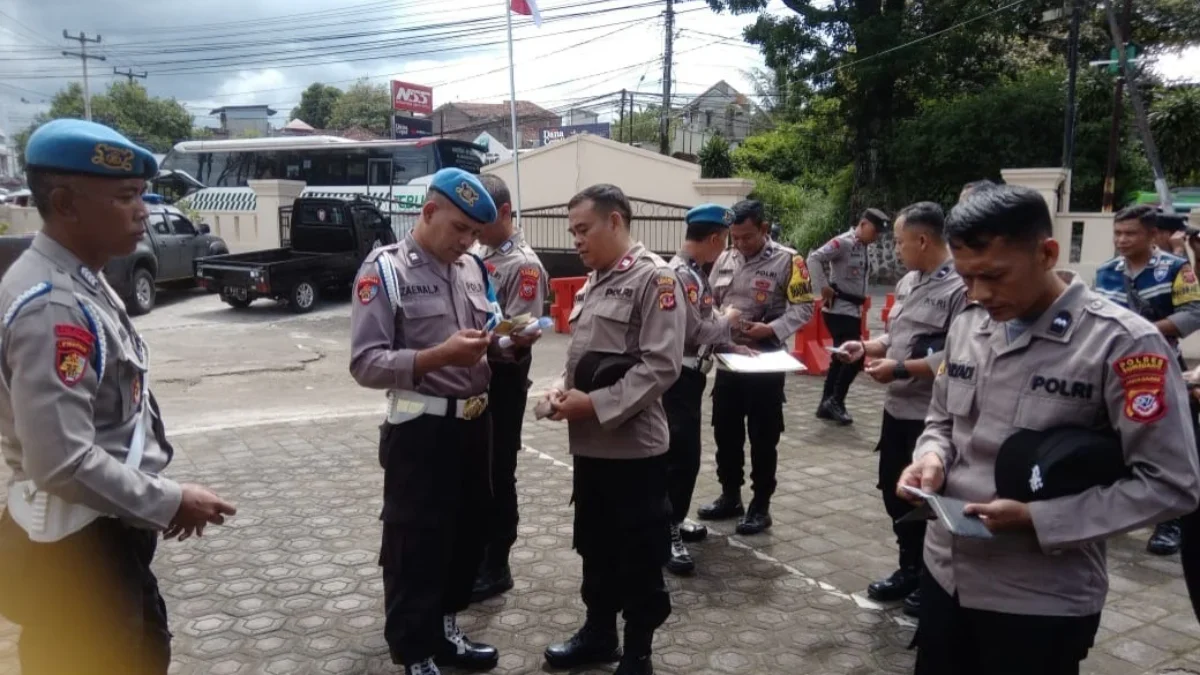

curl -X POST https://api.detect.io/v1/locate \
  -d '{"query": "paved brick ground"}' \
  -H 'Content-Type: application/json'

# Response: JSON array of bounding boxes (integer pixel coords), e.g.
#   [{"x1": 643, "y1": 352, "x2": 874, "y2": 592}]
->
[{"x1": 2, "y1": 373, "x2": 1200, "y2": 674}]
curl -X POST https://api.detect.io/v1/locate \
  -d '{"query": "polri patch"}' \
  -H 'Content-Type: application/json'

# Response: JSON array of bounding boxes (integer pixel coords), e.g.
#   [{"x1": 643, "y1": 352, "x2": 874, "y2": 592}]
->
[
  {"x1": 357, "y1": 275, "x2": 381, "y2": 304},
  {"x1": 55, "y1": 324, "x2": 93, "y2": 387},
  {"x1": 1114, "y1": 352, "x2": 1168, "y2": 424},
  {"x1": 685, "y1": 283, "x2": 699, "y2": 305},
  {"x1": 518, "y1": 266, "x2": 540, "y2": 301},
  {"x1": 755, "y1": 291, "x2": 768, "y2": 304},
  {"x1": 657, "y1": 288, "x2": 676, "y2": 311}
]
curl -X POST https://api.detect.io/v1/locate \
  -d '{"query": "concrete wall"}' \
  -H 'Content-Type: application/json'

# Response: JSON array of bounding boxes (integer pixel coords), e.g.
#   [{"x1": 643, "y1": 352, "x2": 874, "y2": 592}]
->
[{"x1": 0, "y1": 204, "x2": 42, "y2": 234}]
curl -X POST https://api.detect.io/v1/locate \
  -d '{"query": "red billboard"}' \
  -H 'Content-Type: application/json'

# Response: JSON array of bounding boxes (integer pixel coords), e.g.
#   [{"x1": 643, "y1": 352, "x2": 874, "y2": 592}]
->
[{"x1": 391, "y1": 80, "x2": 433, "y2": 115}]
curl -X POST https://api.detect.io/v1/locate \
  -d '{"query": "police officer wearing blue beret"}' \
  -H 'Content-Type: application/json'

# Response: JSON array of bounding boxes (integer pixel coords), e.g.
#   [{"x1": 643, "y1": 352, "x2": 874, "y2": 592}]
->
[
  {"x1": 351, "y1": 168, "x2": 530, "y2": 675},
  {"x1": 0, "y1": 119, "x2": 237, "y2": 674}
]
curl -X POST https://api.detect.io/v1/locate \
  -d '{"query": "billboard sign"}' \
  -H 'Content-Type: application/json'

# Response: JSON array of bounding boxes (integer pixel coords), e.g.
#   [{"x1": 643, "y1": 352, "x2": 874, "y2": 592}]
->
[
  {"x1": 391, "y1": 80, "x2": 434, "y2": 115},
  {"x1": 391, "y1": 115, "x2": 434, "y2": 139},
  {"x1": 539, "y1": 122, "x2": 611, "y2": 146}
]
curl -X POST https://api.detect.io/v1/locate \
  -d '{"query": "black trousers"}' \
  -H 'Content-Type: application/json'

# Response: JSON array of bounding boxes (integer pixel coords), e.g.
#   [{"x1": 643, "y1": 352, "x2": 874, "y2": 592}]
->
[
  {"x1": 712, "y1": 369, "x2": 785, "y2": 499},
  {"x1": 821, "y1": 311, "x2": 864, "y2": 404},
  {"x1": 379, "y1": 412, "x2": 492, "y2": 664},
  {"x1": 915, "y1": 574, "x2": 1101, "y2": 675},
  {"x1": 876, "y1": 412, "x2": 928, "y2": 571},
  {"x1": 573, "y1": 454, "x2": 671, "y2": 654},
  {"x1": 664, "y1": 366, "x2": 706, "y2": 524},
  {"x1": 485, "y1": 356, "x2": 532, "y2": 558},
  {"x1": 0, "y1": 512, "x2": 171, "y2": 675},
  {"x1": 1179, "y1": 397, "x2": 1200, "y2": 623}
]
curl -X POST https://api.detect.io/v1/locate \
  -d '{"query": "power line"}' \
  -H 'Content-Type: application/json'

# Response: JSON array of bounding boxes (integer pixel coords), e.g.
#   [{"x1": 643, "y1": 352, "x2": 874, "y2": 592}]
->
[
  {"x1": 61, "y1": 31, "x2": 104, "y2": 121},
  {"x1": 114, "y1": 67, "x2": 147, "y2": 84}
]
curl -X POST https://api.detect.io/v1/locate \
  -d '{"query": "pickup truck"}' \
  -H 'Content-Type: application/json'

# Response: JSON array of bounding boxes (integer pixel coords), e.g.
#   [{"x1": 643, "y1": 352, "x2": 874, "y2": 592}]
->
[
  {"x1": 194, "y1": 196, "x2": 397, "y2": 313},
  {"x1": 0, "y1": 194, "x2": 229, "y2": 315}
]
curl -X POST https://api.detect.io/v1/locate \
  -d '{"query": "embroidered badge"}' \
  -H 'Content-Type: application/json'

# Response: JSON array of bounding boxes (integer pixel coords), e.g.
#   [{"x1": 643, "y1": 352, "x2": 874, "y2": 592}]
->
[
  {"x1": 616, "y1": 254, "x2": 635, "y2": 271},
  {"x1": 78, "y1": 265, "x2": 99, "y2": 288},
  {"x1": 657, "y1": 288, "x2": 676, "y2": 311},
  {"x1": 685, "y1": 283, "x2": 699, "y2": 305},
  {"x1": 499, "y1": 240, "x2": 514, "y2": 254},
  {"x1": 1155, "y1": 266, "x2": 1169, "y2": 282},
  {"x1": 485, "y1": 261, "x2": 497, "y2": 275},
  {"x1": 91, "y1": 143, "x2": 134, "y2": 172},
  {"x1": 518, "y1": 266, "x2": 540, "y2": 301},
  {"x1": 657, "y1": 275, "x2": 676, "y2": 288},
  {"x1": 753, "y1": 279, "x2": 772, "y2": 291},
  {"x1": 755, "y1": 291, "x2": 768, "y2": 304},
  {"x1": 55, "y1": 324, "x2": 94, "y2": 387},
  {"x1": 1114, "y1": 352, "x2": 1169, "y2": 424},
  {"x1": 357, "y1": 275, "x2": 381, "y2": 304},
  {"x1": 723, "y1": 209, "x2": 733, "y2": 225},
  {"x1": 702, "y1": 292, "x2": 713, "y2": 307},
  {"x1": 1048, "y1": 310, "x2": 1071, "y2": 337},
  {"x1": 456, "y1": 181, "x2": 480, "y2": 207},
  {"x1": 407, "y1": 250, "x2": 422, "y2": 265},
  {"x1": 131, "y1": 374, "x2": 143, "y2": 409}
]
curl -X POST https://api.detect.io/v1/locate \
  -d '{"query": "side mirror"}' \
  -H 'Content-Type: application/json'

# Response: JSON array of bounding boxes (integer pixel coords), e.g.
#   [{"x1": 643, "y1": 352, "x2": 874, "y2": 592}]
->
[{"x1": 198, "y1": 223, "x2": 211, "y2": 235}]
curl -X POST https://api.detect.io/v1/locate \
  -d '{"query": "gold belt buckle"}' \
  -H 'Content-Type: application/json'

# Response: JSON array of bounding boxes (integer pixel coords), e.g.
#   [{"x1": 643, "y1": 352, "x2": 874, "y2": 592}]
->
[{"x1": 462, "y1": 396, "x2": 487, "y2": 420}]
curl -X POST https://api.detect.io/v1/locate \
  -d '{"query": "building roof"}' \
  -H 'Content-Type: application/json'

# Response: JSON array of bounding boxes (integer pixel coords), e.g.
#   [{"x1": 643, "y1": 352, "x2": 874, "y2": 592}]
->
[
  {"x1": 283, "y1": 118, "x2": 316, "y2": 132},
  {"x1": 210, "y1": 105, "x2": 278, "y2": 116},
  {"x1": 681, "y1": 80, "x2": 750, "y2": 111},
  {"x1": 437, "y1": 101, "x2": 557, "y2": 120}
]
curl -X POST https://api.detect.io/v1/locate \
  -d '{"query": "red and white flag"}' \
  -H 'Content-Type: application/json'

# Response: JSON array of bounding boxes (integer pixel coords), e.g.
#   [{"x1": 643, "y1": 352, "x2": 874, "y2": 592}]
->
[{"x1": 510, "y1": 0, "x2": 542, "y2": 27}]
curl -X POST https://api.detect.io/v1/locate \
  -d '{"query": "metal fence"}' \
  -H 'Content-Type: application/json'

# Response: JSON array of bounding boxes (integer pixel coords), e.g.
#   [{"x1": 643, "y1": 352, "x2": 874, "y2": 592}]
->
[{"x1": 520, "y1": 198, "x2": 689, "y2": 255}]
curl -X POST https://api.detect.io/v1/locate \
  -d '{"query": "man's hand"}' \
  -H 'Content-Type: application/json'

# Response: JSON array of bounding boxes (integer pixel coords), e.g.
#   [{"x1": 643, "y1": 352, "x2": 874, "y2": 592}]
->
[
  {"x1": 548, "y1": 388, "x2": 595, "y2": 422},
  {"x1": 897, "y1": 453, "x2": 945, "y2": 503},
  {"x1": 837, "y1": 340, "x2": 865, "y2": 363},
  {"x1": 864, "y1": 358, "x2": 898, "y2": 383},
  {"x1": 724, "y1": 345, "x2": 759, "y2": 357},
  {"x1": 439, "y1": 329, "x2": 491, "y2": 367},
  {"x1": 167, "y1": 484, "x2": 237, "y2": 541},
  {"x1": 724, "y1": 307, "x2": 743, "y2": 325},
  {"x1": 508, "y1": 329, "x2": 542, "y2": 349},
  {"x1": 963, "y1": 499, "x2": 1033, "y2": 532},
  {"x1": 741, "y1": 322, "x2": 776, "y2": 341},
  {"x1": 820, "y1": 286, "x2": 835, "y2": 304},
  {"x1": 1171, "y1": 230, "x2": 1189, "y2": 256}
]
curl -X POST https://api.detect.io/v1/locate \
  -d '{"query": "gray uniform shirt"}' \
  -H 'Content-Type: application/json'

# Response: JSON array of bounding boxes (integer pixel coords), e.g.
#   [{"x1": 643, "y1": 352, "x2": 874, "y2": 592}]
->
[
  {"x1": 471, "y1": 231, "x2": 548, "y2": 319},
  {"x1": 915, "y1": 275, "x2": 1200, "y2": 616},
  {"x1": 877, "y1": 260, "x2": 968, "y2": 420},
  {"x1": 0, "y1": 234, "x2": 181, "y2": 530},
  {"x1": 349, "y1": 233, "x2": 493, "y2": 398},
  {"x1": 710, "y1": 240, "x2": 815, "y2": 344},
  {"x1": 669, "y1": 251, "x2": 731, "y2": 357},
  {"x1": 807, "y1": 229, "x2": 870, "y2": 319},
  {"x1": 558, "y1": 243, "x2": 685, "y2": 459}
]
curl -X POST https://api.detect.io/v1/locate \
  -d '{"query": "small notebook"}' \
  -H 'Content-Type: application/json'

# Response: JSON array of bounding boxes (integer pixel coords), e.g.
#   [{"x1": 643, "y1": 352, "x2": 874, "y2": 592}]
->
[{"x1": 897, "y1": 486, "x2": 994, "y2": 540}]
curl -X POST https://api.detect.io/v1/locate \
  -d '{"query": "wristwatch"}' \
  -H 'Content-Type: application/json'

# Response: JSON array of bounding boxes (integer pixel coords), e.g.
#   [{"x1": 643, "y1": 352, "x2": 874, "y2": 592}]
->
[{"x1": 893, "y1": 361, "x2": 912, "y2": 380}]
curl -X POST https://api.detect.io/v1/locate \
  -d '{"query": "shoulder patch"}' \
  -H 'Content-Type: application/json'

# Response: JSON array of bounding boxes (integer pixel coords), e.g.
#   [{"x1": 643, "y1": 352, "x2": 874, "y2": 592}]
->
[
  {"x1": 1114, "y1": 352, "x2": 1169, "y2": 424},
  {"x1": 787, "y1": 255, "x2": 813, "y2": 304},
  {"x1": 657, "y1": 286, "x2": 676, "y2": 311},
  {"x1": 357, "y1": 275, "x2": 381, "y2": 304},
  {"x1": 55, "y1": 324, "x2": 93, "y2": 387},
  {"x1": 518, "y1": 265, "x2": 540, "y2": 301}
]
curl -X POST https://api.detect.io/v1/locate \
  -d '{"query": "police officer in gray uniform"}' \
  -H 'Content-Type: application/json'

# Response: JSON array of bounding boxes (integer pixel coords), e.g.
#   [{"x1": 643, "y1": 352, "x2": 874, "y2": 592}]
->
[
  {"x1": 469, "y1": 174, "x2": 549, "y2": 602},
  {"x1": 835, "y1": 202, "x2": 967, "y2": 617},
  {"x1": 350, "y1": 168, "x2": 535, "y2": 675},
  {"x1": 0, "y1": 119, "x2": 236, "y2": 675},
  {"x1": 540, "y1": 184, "x2": 684, "y2": 675},
  {"x1": 699, "y1": 200, "x2": 814, "y2": 535},
  {"x1": 807, "y1": 208, "x2": 889, "y2": 425},
  {"x1": 899, "y1": 185, "x2": 1200, "y2": 674}
]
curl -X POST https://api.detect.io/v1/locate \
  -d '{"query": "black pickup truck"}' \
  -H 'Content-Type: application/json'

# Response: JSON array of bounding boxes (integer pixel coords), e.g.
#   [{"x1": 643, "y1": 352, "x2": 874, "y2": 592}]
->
[{"x1": 194, "y1": 197, "x2": 397, "y2": 313}]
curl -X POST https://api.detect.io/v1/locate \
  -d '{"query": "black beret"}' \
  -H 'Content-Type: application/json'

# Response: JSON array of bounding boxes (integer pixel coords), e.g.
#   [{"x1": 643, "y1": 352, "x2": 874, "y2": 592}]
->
[
  {"x1": 995, "y1": 426, "x2": 1129, "y2": 502},
  {"x1": 574, "y1": 352, "x2": 638, "y2": 393}
]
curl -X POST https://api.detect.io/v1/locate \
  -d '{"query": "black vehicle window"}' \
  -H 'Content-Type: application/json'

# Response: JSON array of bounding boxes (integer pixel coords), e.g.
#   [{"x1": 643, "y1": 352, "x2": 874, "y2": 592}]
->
[
  {"x1": 147, "y1": 214, "x2": 171, "y2": 236},
  {"x1": 392, "y1": 146, "x2": 432, "y2": 184},
  {"x1": 167, "y1": 214, "x2": 197, "y2": 236},
  {"x1": 352, "y1": 207, "x2": 388, "y2": 230}
]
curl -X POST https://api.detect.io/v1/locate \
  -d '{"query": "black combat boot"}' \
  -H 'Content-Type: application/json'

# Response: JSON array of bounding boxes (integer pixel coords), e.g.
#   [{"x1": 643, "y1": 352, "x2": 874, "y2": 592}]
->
[
  {"x1": 665, "y1": 523, "x2": 695, "y2": 576},
  {"x1": 816, "y1": 397, "x2": 838, "y2": 421},
  {"x1": 403, "y1": 657, "x2": 440, "y2": 675},
  {"x1": 544, "y1": 617, "x2": 621, "y2": 669},
  {"x1": 617, "y1": 627, "x2": 654, "y2": 675},
  {"x1": 829, "y1": 399, "x2": 854, "y2": 425},
  {"x1": 678, "y1": 519, "x2": 708, "y2": 542},
  {"x1": 1148, "y1": 519, "x2": 1183, "y2": 556},
  {"x1": 435, "y1": 614, "x2": 499, "y2": 671},
  {"x1": 470, "y1": 547, "x2": 514, "y2": 603},
  {"x1": 735, "y1": 496, "x2": 772, "y2": 535},
  {"x1": 902, "y1": 588, "x2": 922, "y2": 617},
  {"x1": 615, "y1": 653, "x2": 654, "y2": 675},
  {"x1": 867, "y1": 567, "x2": 921, "y2": 603},
  {"x1": 697, "y1": 490, "x2": 744, "y2": 521}
]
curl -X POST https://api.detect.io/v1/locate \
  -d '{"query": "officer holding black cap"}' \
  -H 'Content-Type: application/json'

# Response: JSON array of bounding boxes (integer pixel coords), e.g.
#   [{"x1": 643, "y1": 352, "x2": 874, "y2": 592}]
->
[
  {"x1": 898, "y1": 185, "x2": 1200, "y2": 674},
  {"x1": 807, "y1": 207, "x2": 890, "y2": 425},
  {"x1": 663, "y1": 203, "x2": 744, "y2": 575},
  {"x1": 0, "y1": 119, "x2": 237, "y2": 674},
  {"x1": 540, "y1": 184, "x2": 684, "y2": 675},
  {"x1": 350, "y1": 167, "x2": 523, "y2": 675}
]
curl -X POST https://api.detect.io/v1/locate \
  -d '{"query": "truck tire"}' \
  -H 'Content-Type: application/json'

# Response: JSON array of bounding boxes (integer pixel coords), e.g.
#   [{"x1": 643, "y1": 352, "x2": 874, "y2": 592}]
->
[
  {"x1": 289, "y1": 279, "x2": 318, "y2": 314},
  {"x1": 223, "y1": 295, "x2": 253, "y2": 309},
  {"x1": 127, "y1": 267, "x2": 156, "y2": 316}
]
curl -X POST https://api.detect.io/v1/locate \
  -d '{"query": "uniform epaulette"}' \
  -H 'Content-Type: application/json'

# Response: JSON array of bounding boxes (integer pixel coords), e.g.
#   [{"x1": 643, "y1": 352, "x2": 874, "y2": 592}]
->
[
  {"x1": 1083, "y1": 293, "x2": 1159, "y2": 338},
  {"x1": 775, "y1": 243, "x2": 798, "y2": 256},
  {"x1": 363, "y1": 243, "x2": 401, "y2": 265},
  {"x1": 1, "y1": 282, "x2": 52, "y2": 327}
]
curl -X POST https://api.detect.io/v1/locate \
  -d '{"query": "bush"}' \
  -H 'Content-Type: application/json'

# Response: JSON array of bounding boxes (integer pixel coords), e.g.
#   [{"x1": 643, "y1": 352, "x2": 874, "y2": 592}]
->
[
  {"x1": 699, "y1": 134, "x2": 733, "y2": 179},
  {"x1": 744, "y1": 166, "x2": 854, "y2": 255}
]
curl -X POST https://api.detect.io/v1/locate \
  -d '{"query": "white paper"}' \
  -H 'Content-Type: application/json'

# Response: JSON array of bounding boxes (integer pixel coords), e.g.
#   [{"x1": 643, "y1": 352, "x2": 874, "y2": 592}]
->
[{"x1": 716, "y1": 351, "x2": 807, "y2": 374}]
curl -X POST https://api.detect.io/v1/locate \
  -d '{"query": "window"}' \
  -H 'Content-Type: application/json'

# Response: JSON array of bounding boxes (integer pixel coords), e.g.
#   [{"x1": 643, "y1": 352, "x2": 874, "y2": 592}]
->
[
  {"x1": 147, "y1": 214, "x2": 171, "y2": 236},
  {"x1": 167, "y1": 214, "x2": 197, "y2": 236}
]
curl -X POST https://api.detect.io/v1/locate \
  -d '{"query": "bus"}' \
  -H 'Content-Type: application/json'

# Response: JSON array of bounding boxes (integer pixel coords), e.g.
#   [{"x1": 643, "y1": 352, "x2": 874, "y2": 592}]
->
[{"x1": 156, "y1": 135, "x2": 486, "y2": 212}]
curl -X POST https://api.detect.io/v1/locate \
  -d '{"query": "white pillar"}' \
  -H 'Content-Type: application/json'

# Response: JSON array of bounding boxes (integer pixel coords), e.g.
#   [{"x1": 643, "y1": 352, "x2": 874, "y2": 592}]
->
[
  {"x1": 1000, "y1": 168, "x2": 1071, "y2": 215},
  {"x1": 692, "y1": 178, "x2": 757, "y2": 207},
  {"x1": 248, "y1": 180, "x2": 307, "y2": 249}
]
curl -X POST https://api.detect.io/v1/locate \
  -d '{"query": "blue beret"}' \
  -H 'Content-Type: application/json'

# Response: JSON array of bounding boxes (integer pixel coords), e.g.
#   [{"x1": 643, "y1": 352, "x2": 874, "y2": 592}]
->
[
  {"x1": 427, "y1": 168, "x2": 497, "y2": 224},
  {"x1": 25, "y1": 119, "x2": 158, "y2": 180},
  {"x1": 687, "y1": 203, "x2": 734, "y2": 227}
]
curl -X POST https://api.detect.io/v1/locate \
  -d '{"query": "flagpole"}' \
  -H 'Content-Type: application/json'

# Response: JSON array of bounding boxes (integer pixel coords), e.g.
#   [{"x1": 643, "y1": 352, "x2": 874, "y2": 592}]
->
[{"x1": 504, "y1": 0, "x2": 524, "y2": 229}]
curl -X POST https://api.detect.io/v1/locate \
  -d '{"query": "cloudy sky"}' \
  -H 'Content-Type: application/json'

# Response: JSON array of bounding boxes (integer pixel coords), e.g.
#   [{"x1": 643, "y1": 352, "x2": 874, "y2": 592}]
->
[{"x1": 0, "y1": 0, "x2": 1196, "y2": 138}]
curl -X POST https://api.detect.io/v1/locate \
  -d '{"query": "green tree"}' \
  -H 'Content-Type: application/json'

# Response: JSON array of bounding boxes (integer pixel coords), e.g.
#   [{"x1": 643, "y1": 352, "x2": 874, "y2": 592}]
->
[
  {"x1": 699, "y1": 134, "x2": 734, "y2": 178},
  {"x1": 1150, "y1": 85, "x2": 1200, "y2": 186},
  {"x1": 614, "y1": 104, "x2": 676, "y2": 145},
  {"x1": 290, "y1": 83, "x2": 343, "y2": 129},
  {"x1": 327, "y1": 80, "x2": 392, "y2": 135},
  {"x1": 14, "y1": 81, "x2": 192, "y2": 167},
  {"x1": 732, "y1": 95, "x2": 850, "y2": 189}
]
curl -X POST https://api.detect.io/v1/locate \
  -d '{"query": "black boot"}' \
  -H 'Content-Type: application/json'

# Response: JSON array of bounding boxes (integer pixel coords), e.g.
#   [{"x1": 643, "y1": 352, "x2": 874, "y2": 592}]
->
[
  {"x1": 435, "y1": 614, "x2": 499, "y2": 671},
  {"x1": 679, "y1": 519, "x2": 708, "y2": 543},
  {"x1": 902, "y1": 588, "x2": 922, "y2": 617},
  {"x1": 735, "y1": 497, "x2": 772, "y2": 535},
  {"x1": 1148, "y1": 519, "x2": 1183, "y2": 555},
  {"x1": 665, "y1": 523, "x2": 695, "y2": 576},
  {"x1": 403, "y1": 657, "x2": 440, "y2": 675},
  {"x1": 697, "y1": 491, "x2": 743, "y2": 521},
  {"x1": 470, "y1": 547, "x2": 514, "y2": 603},
  {"x1": 615, "y1": 654, "x2": 654, "y2": 675},
  {"x1": 618, "y1": 627, "x2": 654, "y2": 675},
  {"x1": 867, "y1": 567, "x2": 920, "y2": 602},
  {"x1": 830, "y1": 399, "x2": 854, "y2": 425},
  {"x1": 816, "y1": 397, "x2": 837, "y2": 421},
  {"x1": 544, "y1": 619, "x2": 621, "y2": 669}
]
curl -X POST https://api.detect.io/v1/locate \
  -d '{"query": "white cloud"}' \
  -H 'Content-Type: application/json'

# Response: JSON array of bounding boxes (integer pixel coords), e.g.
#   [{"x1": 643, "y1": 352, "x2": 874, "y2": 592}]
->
[{"x1": 1153, "y1": 45, "x2": 1200, "y2": 83}]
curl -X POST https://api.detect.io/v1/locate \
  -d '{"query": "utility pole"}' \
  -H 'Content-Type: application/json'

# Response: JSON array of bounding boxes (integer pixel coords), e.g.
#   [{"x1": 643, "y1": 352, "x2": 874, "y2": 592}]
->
[
  {"x1": 1061, "y1": 0, "x2": 1082, "y2": 171},
  {"x1": 62, "y1": 31, "x2": 104, "y2": 121},
  {"x1": 1101, "y1": 0, "x2": 1132, "y2": 212},
  {"x1": 113, "y1": 67, "x2": 147, "y2": 85},
  {"x1": 1105, "y1": 0, "x2": 1172, "y2": 210},
  {"x1": 619, "y1": 89, "x2": 627, "y2": 144},
  {"x1": 659, "y1": 0, "x2": 674, "y2": 155}
]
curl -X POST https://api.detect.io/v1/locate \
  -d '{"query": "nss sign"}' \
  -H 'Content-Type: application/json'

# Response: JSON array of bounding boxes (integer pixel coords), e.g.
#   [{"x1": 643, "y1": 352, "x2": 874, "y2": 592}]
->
[{"x1": 391, "y1": 80, "x2": 433, "y2": 115}]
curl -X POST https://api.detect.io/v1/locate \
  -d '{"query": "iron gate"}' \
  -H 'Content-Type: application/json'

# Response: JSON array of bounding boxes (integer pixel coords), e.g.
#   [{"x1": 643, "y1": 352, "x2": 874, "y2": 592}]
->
[{"x1": 520, "y1": 198, "x2": 690, "y2": 256}]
